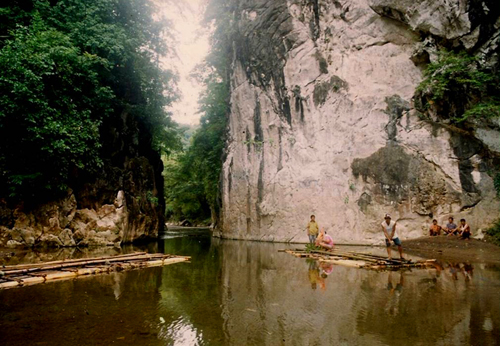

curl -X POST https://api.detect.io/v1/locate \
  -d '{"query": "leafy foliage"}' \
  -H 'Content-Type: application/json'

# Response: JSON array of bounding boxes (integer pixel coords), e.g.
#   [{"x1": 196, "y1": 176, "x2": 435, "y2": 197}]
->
[
  {"x1": 485, "y1": 219, "x2": 500, "y2": 246},
  {"x1": 416, "y1": 50, "x2": 500, "y2": 123},
  {"x1": 0, "y1": 17, "x2": 113, "y2": 197},
  {"x1": 495, "y1": 173, "x2": 500, "y2": 197},
  {"x1": 0, "y1": 0, "x2": 179, "y2": 201},
  {"x1": 305, "y1": 243, "x2": 322, "y2": 252},
  {"x1": 164, "y1": 73, "x2": 230, "y2": 224},
  {"x1": 417, "y1": 50, "x2": 500, "y2": 198},
  {"x1": 163, "y1": 0, "x2": 232, "y2": 225}
]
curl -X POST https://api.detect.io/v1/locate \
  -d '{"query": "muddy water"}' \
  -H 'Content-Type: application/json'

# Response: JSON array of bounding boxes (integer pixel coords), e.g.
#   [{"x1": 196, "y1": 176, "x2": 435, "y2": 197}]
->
[{"x1": 1, "y1": 233, "x2": 499, "y2": 346}]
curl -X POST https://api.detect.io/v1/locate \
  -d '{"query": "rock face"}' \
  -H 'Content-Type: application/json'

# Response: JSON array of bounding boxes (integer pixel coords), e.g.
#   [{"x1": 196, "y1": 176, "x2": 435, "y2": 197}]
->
[
  {"x1": 0, "y1": 111, "x2": 165, "y2": 248},
  {"x1": 220, "y1": 0, "x2": 500, "y2": 243}
]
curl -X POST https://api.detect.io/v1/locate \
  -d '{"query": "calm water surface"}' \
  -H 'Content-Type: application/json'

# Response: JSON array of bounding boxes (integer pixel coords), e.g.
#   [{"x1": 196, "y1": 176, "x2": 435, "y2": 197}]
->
[{"x1": 1, "y1": 232, "x2": 499, "y2": 346}]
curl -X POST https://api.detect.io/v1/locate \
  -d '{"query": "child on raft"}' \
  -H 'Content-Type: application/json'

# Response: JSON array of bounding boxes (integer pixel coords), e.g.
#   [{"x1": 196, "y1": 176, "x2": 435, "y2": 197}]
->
[{"x1": 315, "y1": 227, "x2": 334, "y2": 251}]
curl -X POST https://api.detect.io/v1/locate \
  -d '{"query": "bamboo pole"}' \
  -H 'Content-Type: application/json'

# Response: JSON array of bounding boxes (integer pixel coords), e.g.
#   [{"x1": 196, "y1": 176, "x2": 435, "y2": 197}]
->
[
  {"x1": 345, "y1": 252, "x2": 409, "y2": 264},
  {"x1": 290, "y1": 248, "x2": 407, "y2": 265},
  {"x1": 1, "y1": 252, "x2": 148, "y2": 271},
  {"x1": 3, "y1": 253, "x2": 173, "y2": 275},
  {"x1": 0, "y1": 254, "x2": 191, "y2": 290},
  {"x1": 280, "y1": 249, "x2": 434, "y2": 271},
  {"x1": 308, "y1": 250, "x2": 388, "y2": 263},
  {"x1": 292, "y1": 247, "x2": 408, "y2": 261}
]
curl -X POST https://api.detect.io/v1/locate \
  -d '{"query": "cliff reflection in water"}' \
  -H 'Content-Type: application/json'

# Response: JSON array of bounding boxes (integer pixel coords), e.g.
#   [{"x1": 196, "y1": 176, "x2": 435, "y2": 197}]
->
[{"x1": 1, "y1": 235, "x2": 499, "y2": 346}]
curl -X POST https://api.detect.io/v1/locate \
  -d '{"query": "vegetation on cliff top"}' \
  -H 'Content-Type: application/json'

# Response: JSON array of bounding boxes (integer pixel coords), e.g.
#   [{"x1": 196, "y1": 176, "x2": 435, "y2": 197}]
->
[
  {"x1": 416, "y1": 50, "x2": 500, "y2": 123},
  {"x1": 0, "y1": 0, "x2": 179, "y2": 202},
  {"x1": 416, "y1": 49, "x2": 500, "y2": 196}
]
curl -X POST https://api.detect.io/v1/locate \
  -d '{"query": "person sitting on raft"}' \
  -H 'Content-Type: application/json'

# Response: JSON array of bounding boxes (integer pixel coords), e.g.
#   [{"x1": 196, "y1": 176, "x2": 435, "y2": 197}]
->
[
  {"x1": 429, "y1": 219, "x2": 442, "y2": 236},
  {"x1": 315, "y1": 228, "x2": 334, "y2": 251},
  {"x1": 443, "y1": 217, "x2": 458, "y2": 236},
  {"x1": 458, "y1": 219, "x2": 471, "y2": 240}
]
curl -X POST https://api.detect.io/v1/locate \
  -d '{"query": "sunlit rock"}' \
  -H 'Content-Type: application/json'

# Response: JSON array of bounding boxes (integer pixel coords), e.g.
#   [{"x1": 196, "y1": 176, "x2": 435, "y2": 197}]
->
[{"x1": 221, "y1": 0, "x2": 500, "y2": 243}]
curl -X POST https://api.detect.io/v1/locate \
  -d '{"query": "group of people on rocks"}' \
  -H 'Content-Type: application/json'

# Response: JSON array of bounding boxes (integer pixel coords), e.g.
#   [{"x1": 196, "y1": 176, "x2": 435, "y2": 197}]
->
[
  {"x1": 306, "y1": 213, "x2": 474, "y2": 260},
  {"x1": 429, "y1": 217, "x2": 471, "y2": 239}
]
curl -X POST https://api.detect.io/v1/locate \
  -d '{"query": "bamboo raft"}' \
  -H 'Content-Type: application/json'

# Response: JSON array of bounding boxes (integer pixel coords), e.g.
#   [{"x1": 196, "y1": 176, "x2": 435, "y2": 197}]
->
[
  {"x1": 279, "y1": 249, "x2": 436, "y2": 270},
  {"x1": 0, "y1": 252, "x2": 190, "y2": 290}
]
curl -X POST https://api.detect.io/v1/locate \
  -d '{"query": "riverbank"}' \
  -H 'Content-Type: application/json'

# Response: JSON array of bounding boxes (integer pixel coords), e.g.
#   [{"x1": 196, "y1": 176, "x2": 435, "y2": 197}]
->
[
  {"x1": 1, "y1": 234, "x2": 499, "y2": 346},
  {"x1": 404, "y1": 236, "x2": 500, "y2": 264}
]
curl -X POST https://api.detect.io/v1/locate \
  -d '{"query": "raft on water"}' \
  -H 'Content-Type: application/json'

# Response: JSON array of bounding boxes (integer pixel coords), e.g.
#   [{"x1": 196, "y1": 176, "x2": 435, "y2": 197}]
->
[
  {"x1": 0, "y1": 252, "x2": 190, "y2": 290},
  {"x1": 279, "y1": 249, "x2": 436, "y2": 270}
]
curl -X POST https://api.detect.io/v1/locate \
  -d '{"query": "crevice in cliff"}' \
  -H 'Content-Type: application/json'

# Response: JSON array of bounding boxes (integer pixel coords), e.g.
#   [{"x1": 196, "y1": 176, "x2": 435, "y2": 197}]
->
[
  {"x1": 278, "y1": 127, "x2": 284, "y2": 172},
  {"x1": 292, "y1": 85, "x2": 305, "y2": 122},
  {"x1": 256, "y1": 148, "x2": 265, "y2": 226},
  {"x1": 308, "y1": 0, "x2": 320, "y2": 41},
  {"x1": 253, "y1": 93, "x2": 263, "y2": 142},
  {"x1": 384, "y1": 95, "x2": 410, "y2": 143},
  {"x1": 233, "y1": 1, "x2": 294, "y2": 127}
]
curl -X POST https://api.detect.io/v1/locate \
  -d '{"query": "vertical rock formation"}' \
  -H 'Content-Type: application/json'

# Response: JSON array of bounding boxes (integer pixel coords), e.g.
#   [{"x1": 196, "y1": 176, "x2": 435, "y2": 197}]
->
[
  {"x1": 0, "y1": 112, "x2": 165, "y2": 248},
  {"x1": 220, "y1": 0, "x2": 500, "y2": 243}
]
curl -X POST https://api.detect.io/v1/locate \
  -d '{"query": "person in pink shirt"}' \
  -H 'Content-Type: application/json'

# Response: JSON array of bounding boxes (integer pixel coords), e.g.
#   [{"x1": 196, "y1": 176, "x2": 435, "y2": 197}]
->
[{"x1": 315, "y1": 227, "x2": 334, "y2": 251}]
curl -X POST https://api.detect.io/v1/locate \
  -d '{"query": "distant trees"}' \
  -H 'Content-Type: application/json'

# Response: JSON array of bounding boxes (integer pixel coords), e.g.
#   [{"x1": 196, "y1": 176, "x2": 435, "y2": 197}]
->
[
  {"x1": 163, "y1": 0, "x2": 233, "y2": 225},
  {"x1": 0, "y1": 0, "x2": 179, "y2": 201},
  {"x1": 164, "y1": 73, "x2": 229, "y2": 224}
]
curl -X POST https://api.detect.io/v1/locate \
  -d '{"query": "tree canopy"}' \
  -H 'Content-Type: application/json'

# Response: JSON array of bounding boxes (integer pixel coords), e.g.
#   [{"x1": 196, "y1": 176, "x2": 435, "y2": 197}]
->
[{"x1": 0, "y1": 0, "x2": 179, "y2": 201}]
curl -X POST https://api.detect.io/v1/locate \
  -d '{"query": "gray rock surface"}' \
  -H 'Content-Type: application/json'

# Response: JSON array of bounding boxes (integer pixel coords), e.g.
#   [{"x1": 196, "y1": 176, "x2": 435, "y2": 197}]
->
[
  {"x1": 0, "y1": 189, "x2": 156, "y2": 248},
  {"x1": 220, "y1": 0, "x2": 500, "y2": 244}
]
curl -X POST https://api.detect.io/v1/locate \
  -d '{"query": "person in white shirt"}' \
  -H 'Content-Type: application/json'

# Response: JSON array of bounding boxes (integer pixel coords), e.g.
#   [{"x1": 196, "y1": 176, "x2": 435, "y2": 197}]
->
[
  {"x1": 381, "y1": 214, "x2": 405, "y2": 260},
  {"x1": 458, "y1": 218, "x2": 471, "y2": 240}
]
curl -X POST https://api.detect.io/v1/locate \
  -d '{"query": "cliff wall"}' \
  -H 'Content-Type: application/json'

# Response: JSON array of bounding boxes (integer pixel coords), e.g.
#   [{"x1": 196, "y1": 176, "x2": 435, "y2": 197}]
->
[{"x1": 220, "y1": 0, "x2": 500, "y2": 243}]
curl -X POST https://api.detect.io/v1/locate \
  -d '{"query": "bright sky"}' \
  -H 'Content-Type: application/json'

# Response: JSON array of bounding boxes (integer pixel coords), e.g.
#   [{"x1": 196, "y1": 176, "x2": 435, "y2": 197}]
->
[{"x1": 157, "y1": 0, "x2": 210, "y2": 126}]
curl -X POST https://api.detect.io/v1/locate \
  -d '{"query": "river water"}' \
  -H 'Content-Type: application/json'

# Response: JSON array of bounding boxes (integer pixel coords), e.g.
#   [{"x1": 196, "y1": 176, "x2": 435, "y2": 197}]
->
[{"x1": 1, "y1": 231, "x2": 499, "y2": 346}]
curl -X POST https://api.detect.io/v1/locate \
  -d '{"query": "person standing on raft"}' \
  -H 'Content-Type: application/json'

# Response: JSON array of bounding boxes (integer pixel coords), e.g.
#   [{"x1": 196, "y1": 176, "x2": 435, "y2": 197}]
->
[
  {"x1": 381, "y1": 214, "x2": 405, "y2": 260},
  {"x1": 306, "y1": 215, "x2": 319, "y2": 244}
]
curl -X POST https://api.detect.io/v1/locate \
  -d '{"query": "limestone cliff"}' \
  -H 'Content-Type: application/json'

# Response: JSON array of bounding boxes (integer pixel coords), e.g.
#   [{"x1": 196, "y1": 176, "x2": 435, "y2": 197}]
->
[
  {"x1": 0, "y1": 111, "x2": 165, "y2": 248},
  {"x1": 220, "y1": 0, "x2": 500, "y2": 243}
]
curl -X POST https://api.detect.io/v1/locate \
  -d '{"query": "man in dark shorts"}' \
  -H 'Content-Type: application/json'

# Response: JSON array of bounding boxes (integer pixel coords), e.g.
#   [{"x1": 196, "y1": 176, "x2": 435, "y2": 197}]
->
[
  {"x1": 381, "y1": 214, "x2": 405, "y2": 260},
  {"x1": 458, "y1": 219, "x2": 471, "y2": 240}
]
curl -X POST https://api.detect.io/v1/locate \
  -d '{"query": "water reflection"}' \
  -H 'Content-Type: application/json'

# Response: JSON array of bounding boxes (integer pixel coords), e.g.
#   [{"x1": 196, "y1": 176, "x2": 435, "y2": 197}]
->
[{"x1": 0, "y1": 237, "x2": 499, "y2": 346}]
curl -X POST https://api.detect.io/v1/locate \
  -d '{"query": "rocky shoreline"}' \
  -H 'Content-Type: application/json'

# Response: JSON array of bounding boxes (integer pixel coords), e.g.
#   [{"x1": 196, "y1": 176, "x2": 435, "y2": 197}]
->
[
  {"x1": 404, "y1": 236, "x2": 500, "y2": 264},
  {"x1": 0, "y1": 189, "x2": 159, "y2": 249}
]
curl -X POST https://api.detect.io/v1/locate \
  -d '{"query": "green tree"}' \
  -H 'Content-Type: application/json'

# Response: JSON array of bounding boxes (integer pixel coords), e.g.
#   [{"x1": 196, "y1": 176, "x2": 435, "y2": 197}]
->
[
  {"x1": 0, "y1": 0, "x2": 179, "y2": 201},
  {"x1": 163, "y1": 74, "x2": 230, "y2": 224},
  {"x1": 416, "y1": 50, "x2": 500, "y2": 122},
  {"x1": 416, "y1": 50, "x2": 500, "y2": 197},
  {"x1": 163, "y1": 0, "x2": 233, "y2": 225},
  {"x1": 0, "y1": 18, "x2": 113, "y2": 198}
]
